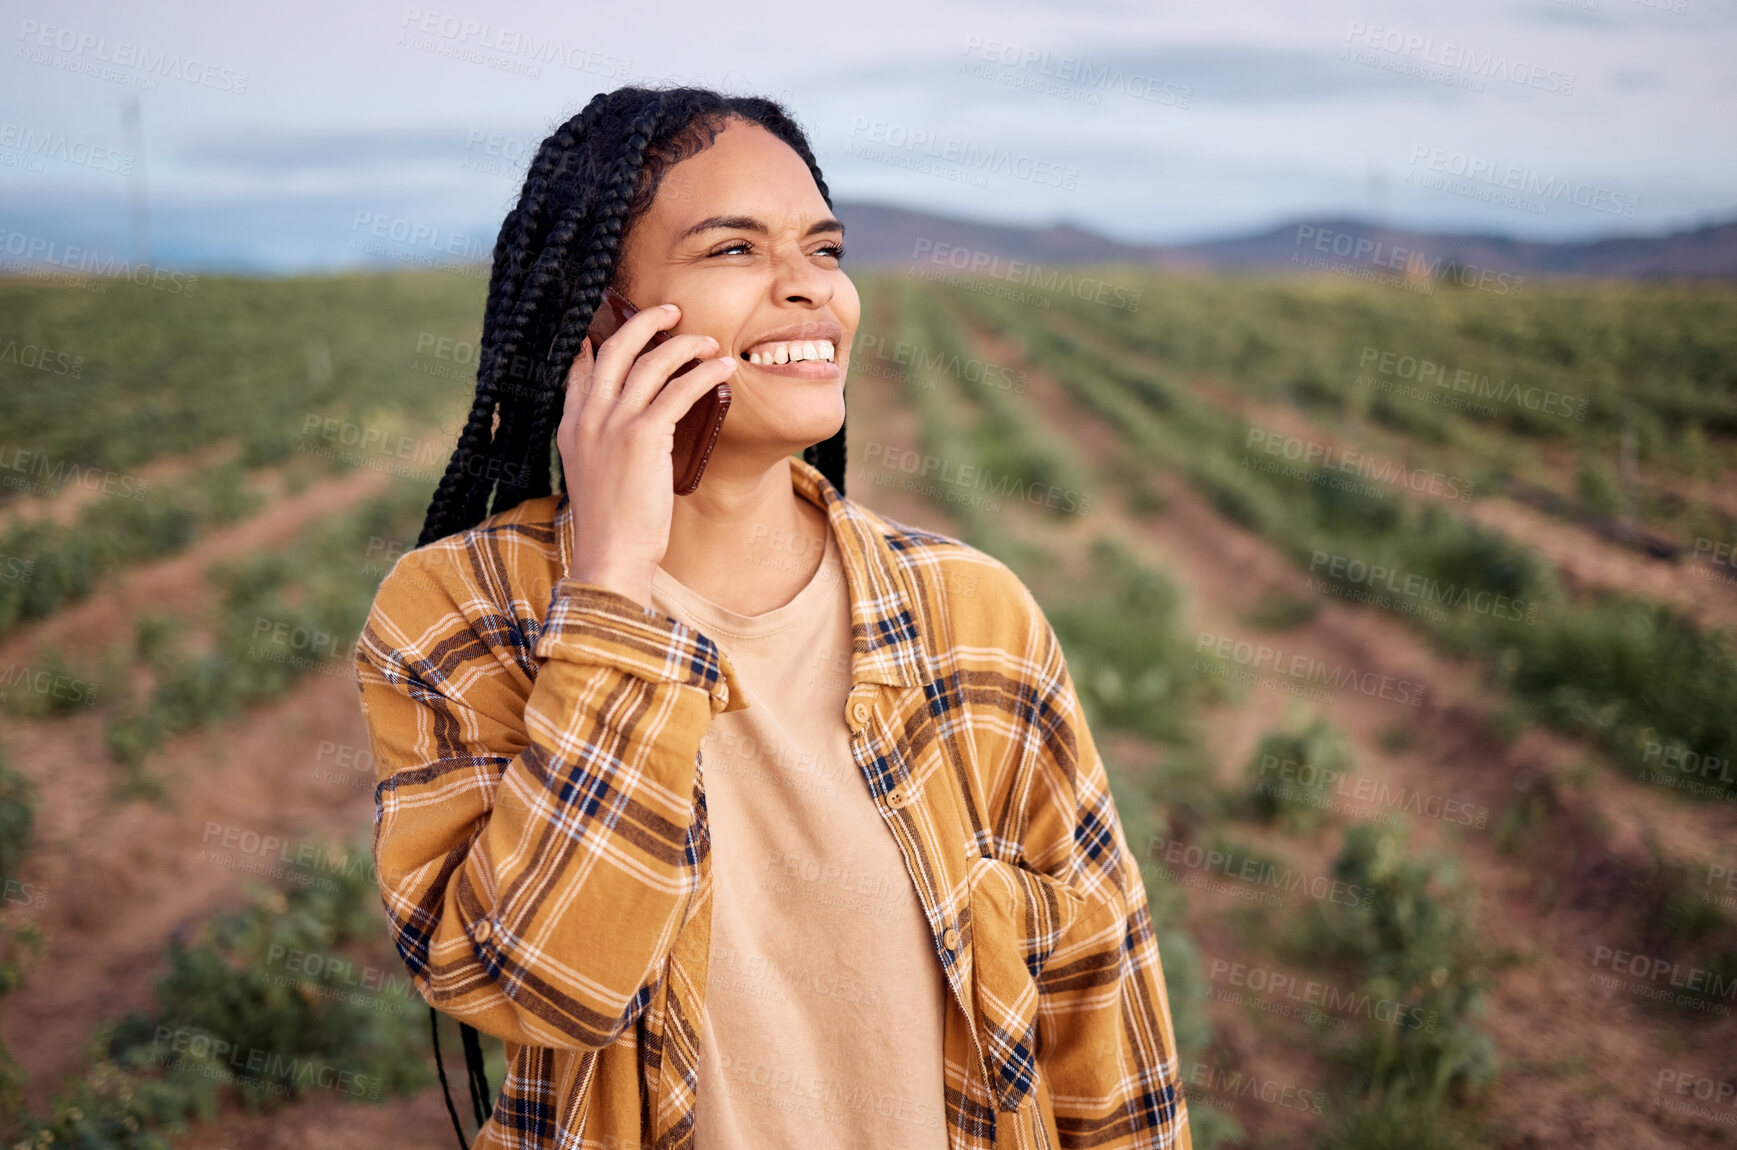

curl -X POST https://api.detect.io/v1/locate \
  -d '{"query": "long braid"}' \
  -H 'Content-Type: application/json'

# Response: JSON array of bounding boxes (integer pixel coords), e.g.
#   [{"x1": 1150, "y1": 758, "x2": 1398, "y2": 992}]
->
[
  {"x1": 417, "y1": 97, "x2": 615, "y2": 546},
  {"x1": 476, "y1": 98, "x2": 611, "y2": 384},
  {"x1": 495, "y1": 102, "x2": 668, "y2": 511}
]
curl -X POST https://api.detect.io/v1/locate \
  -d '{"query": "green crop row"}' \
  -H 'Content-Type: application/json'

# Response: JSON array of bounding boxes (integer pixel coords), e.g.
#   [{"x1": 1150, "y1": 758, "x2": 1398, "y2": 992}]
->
[
  {"x1": 931, "y1": 279, "x2": 1737, "y2": 800},
  {"x1": 1228, "y1": 713, "x2": 1499, "y2": 1148},
  {"x1": 0, "y1": 271, "x2": 481, "y2": 480},
  {"x1": 0, "y1": 457, "x2": 273, "y2": 640},
  {"x1": 102, "y1": 477, "x2": 431, "y2": 789},
  {"x1": 0, "y1": 831, "x2": 438, "y2": 1149}
]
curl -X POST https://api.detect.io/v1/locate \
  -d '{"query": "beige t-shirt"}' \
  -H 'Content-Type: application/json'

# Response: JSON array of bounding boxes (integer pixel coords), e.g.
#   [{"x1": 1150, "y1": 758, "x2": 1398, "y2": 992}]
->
[{"x1": 650, "y1": 520, "x2": 951, "y2": 1150}]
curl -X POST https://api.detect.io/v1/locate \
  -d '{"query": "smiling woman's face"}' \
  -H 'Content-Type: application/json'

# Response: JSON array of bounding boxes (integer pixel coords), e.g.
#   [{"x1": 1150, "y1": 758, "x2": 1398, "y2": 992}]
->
[{"x1": 610, "y1": 117, "x2": 859, "y2": 469}]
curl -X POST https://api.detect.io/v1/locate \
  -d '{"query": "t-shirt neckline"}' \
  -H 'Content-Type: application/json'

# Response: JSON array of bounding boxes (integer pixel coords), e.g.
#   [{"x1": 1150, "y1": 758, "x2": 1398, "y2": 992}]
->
[{"x1": 651, "y1": 520, "x2": 840, "y2": 640}]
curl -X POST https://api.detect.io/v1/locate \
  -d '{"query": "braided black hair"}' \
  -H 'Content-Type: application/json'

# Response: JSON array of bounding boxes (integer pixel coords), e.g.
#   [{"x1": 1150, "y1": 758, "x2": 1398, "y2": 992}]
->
[{"x1": 415, "y1": 85, "x2": 847, "y2": 549}]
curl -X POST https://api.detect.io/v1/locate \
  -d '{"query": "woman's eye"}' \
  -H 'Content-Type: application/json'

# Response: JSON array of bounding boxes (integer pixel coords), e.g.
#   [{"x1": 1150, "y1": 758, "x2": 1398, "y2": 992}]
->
[{"x1": 706, "y1": 240, "x2": 845, "y2": 260}]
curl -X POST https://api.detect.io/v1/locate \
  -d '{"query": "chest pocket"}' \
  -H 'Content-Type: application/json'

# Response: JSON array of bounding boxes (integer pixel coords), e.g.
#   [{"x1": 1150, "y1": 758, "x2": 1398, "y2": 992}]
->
[{"x1": 965, "y1": 855, "x2": 1125, "y2": 1116}]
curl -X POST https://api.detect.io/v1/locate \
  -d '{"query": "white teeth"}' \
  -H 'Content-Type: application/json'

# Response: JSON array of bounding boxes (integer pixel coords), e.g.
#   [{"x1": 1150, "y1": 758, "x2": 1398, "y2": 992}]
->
[{"x1": 747, "y1": 339, "x2": 836, "y2": 364}]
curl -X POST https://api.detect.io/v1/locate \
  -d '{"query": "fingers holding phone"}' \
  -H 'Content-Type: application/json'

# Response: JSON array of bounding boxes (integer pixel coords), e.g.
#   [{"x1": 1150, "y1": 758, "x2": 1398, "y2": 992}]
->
[{"x1": 556, "y1": 302, "x2": 737, "y2": 607}]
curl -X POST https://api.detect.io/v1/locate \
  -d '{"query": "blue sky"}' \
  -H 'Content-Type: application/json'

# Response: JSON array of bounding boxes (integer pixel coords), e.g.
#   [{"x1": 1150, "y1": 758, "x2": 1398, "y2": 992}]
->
[{"x1": 1, "y1": 0, "x2": 1733, "y2": 271}]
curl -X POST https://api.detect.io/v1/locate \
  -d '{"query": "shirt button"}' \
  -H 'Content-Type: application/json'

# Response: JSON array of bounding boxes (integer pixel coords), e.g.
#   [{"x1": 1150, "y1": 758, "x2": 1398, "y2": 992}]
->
[
  {"x1": 886, "y1": 788, "x2": 907, "y2": 809},
  {"x1": 942, "y1": 927, "x2": 960, "y2": 950},
  {"x1": 850, "y1": 699, "x2": 871, "y2": 727},
  {"x1": 475, "y1": 918, "x2": 493, "y2": 943}
]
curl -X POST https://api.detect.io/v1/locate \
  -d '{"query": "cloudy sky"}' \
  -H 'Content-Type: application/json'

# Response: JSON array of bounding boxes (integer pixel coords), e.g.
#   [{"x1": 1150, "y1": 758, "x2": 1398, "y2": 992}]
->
[{"x1": 2, "y1": 0, "x2": 1733, "y2": 271}]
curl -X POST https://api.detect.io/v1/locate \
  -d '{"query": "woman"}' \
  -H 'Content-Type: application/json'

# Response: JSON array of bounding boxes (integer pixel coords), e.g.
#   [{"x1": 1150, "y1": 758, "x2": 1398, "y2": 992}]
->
[{"x1": 355, "y1": 85, "x2": 1192, "y2": 1150}]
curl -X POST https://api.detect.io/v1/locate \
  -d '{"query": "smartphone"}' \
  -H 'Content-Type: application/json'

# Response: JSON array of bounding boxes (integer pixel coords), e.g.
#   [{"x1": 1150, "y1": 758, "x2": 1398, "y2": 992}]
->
[{"x1": 584, "y1": 285, "x2": 731, "y2": 495}]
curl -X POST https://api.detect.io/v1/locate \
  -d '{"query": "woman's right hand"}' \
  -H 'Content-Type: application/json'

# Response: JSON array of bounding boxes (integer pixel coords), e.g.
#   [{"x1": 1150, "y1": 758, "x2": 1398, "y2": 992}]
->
[{"x1": 556, "y1": 301, "x2": 737, "y2": 609}]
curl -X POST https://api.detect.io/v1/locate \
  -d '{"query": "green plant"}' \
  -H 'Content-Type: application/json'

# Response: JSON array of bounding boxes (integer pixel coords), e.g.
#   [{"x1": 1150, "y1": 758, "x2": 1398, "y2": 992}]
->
[
  {"x1": 1243, "y1": 714, "x2": 1355, "y2": 834},
  {"x1": 1, "y1": 643, "x2": 101, "y2": 719},
  {"x1": 0, "y1": 744, "x2": 33, "y2": 880},
  {"x1": 7, "y1": 833, "x2": 431, "y2": 1147},
  {"x1": 1047, "y1": 537, "x2": 1219, "y2": 756},
  {"x1": 1288, "y1": 821, "x2": 1498, "y2": 1112}
]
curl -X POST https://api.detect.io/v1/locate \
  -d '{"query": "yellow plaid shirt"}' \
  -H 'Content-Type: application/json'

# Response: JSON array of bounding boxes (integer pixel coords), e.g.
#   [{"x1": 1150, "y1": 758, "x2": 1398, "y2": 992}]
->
[{"x1": 354, "y1": 455, "x2": 1191, "y2": 1150}]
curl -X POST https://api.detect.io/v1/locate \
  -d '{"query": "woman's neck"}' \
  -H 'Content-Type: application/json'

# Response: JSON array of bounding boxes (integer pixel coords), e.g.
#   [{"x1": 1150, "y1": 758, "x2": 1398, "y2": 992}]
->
[{"x1": 660, "y1": 455, "x2": 830, "y2": 617}]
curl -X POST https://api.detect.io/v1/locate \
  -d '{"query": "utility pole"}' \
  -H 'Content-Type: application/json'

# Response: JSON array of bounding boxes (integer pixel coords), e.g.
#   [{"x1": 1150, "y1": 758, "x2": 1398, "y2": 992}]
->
[{"x1": 121, "y1": 95, "x2": 151, "y2": 265}]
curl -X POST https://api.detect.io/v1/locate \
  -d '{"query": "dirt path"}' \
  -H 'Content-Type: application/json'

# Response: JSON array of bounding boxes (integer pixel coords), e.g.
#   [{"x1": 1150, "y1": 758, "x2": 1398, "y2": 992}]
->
[
  {"x1": 0, "y1": 438, "x2": 242, "y2": 529},
  {"x1": 960, "y1": 315, "x2": 1737, "y2": 1148},
  {"x1": 0, "y1": 464, "x2": 391, "y2": 672},
  {"x1": 169, "y1": 1085, "x2": 459, "y2": 1150},
  {"x1": 1466, "y1": 496, "x2": 1737, "y2": 635},
  {"x1": 1026, "y1": 307, "x2": 1737, "y2": 647},
  {"x1": 1, "y1": 464, "x2": 396, "y2": 1113}
]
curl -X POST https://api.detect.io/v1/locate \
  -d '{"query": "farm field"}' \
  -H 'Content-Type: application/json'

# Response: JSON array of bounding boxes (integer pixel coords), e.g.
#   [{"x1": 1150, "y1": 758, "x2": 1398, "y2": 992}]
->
[{"x1": 0, "y1": 265, "x2": 1733, "y2": 1148}]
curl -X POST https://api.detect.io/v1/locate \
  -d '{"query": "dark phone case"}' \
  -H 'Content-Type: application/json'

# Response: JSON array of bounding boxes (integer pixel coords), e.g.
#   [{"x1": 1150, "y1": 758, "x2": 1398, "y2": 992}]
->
[{"x1": 584, "y1": 286, "x2": 731, "y2": 495}]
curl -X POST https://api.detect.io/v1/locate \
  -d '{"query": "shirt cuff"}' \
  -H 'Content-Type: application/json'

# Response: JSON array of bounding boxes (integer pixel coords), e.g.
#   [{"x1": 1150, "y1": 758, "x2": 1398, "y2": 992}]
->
[{"x1": 537, "y1": 578, "x2": 745, "y2": 714}]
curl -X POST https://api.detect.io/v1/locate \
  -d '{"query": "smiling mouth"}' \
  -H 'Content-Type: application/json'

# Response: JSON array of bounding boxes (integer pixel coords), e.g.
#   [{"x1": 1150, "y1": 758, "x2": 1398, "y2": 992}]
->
[{"x1": 740, "y1": 339, "x2": 837, "y2": 365}]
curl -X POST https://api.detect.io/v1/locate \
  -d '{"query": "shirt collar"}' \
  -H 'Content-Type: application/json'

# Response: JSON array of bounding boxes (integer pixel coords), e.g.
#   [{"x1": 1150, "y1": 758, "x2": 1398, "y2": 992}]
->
[{"x1": 554, "y1": 456, "x2": 931, "y2": 691}]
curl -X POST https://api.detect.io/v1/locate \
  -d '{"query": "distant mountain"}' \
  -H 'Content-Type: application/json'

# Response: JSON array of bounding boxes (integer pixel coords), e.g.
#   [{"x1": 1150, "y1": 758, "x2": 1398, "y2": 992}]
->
[{"x1": 833, "y1": 199, "x2": 1737, "y2": 281}]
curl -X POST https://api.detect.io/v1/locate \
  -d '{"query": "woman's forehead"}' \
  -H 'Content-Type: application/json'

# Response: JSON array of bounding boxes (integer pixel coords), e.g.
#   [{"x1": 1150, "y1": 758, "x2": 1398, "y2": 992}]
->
[{"x1": 647, "y1": 122, "x2": 826, "y2": 231}]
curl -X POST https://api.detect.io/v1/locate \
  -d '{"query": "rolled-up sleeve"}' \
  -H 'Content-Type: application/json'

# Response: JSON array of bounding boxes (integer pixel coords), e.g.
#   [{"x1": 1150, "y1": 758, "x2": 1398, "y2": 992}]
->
[{"x1": 356, "y1": 559, "x2": 740, "y2": 1051}]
